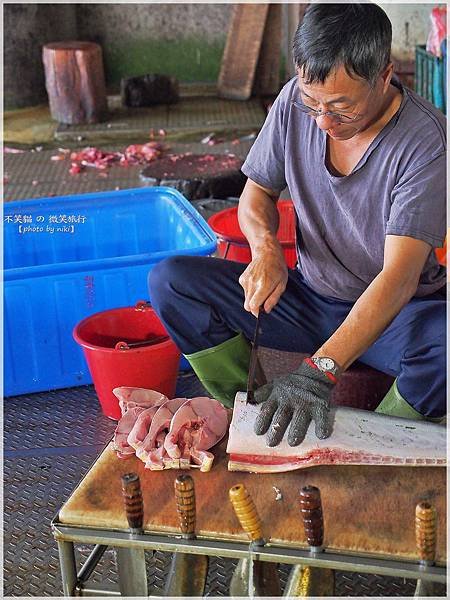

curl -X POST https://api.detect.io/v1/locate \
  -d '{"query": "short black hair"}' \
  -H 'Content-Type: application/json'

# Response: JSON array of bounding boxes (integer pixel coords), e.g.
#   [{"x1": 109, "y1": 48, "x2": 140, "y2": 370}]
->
[{"x1": 293, "y1": 3, "x2": 392, "y2": 87}]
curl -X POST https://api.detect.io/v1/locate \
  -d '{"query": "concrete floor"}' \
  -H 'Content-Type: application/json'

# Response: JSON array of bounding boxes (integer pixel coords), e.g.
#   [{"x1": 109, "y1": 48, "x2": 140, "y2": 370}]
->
[
  {"x1": 4, "y1": 88, "x2": 263, "y2": 204},
  {"x1": 4, "y1": 83, "x2": 266, "y2": 147}
]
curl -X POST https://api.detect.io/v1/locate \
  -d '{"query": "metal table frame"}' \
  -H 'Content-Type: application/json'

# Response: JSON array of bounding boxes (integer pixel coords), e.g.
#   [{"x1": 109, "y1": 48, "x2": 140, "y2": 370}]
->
[{"x1": 52, "y1": 517, "x2": 447, "y2": 597}]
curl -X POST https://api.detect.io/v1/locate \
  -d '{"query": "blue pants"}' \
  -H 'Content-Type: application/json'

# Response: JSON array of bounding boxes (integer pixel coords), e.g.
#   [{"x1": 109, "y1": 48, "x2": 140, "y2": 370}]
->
[{"x1": 149, "y1": 256, "x2": 446, "y2": 418}]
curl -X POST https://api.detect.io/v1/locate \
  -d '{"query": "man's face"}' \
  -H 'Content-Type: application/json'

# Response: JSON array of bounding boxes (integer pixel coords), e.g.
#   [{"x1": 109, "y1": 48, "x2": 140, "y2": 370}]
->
[{"x1": 296, "y1": 64, "x2": 386, "y2": 140}]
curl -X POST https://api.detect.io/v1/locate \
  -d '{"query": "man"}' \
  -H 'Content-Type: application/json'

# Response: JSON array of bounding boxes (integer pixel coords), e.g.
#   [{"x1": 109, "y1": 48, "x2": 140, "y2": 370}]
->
[{"x1": 149, "y1": 3, "x2": 446, "y2": 447}]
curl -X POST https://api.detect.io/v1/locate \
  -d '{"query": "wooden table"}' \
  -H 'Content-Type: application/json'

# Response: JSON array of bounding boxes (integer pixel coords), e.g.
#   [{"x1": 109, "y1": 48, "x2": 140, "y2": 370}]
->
[{"x1": 53, "y1": 438, "x2": 446, "y2": 596}]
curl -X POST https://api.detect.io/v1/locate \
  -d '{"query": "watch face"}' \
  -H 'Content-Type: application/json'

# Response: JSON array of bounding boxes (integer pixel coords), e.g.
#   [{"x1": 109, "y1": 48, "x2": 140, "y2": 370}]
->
[{"x1": 319, "y1": 357, "x2": 335, "y2": 371}]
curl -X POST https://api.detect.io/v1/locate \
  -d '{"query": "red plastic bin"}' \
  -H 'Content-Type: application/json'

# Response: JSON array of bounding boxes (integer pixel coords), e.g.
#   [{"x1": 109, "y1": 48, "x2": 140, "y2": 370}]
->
[
  {"x1": 208, "y1": 200, "x2": 297, "y2": 267},
  {"x1": 73, "y1": 302, "x2": 180, "y2": 420}
]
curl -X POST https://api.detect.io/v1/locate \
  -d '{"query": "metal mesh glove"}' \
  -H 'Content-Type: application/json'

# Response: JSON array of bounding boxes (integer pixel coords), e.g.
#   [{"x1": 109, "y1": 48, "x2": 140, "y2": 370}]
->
[{"x1": 252, "y1": 360, "x2": 335, "y2": 447}]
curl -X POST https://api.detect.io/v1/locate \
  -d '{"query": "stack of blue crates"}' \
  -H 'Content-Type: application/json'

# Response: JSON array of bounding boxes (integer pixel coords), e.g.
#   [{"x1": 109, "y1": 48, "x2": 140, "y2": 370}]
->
[
  {"x1": 415, "y1": 43, "x2": 446, "y2": 113},
  {"x1": 4, "y1": 187, "x2": 217, "y2": 396}
]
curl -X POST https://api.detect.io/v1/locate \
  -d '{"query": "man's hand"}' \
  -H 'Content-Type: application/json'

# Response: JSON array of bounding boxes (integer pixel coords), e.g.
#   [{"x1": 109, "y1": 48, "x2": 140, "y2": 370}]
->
[
  {"x1": 237, "y1": 178, "x2": 287, "y2": 315},
  {"x1": 252, "y1": 360, "x2": 335, "y2": 446},
  {"x1": 239, "y1": 243, "x2": 288, "y2": 316}
]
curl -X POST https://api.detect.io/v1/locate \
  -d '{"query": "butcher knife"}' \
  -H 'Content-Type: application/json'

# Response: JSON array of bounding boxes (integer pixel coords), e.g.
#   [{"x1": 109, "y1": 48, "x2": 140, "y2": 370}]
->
[
  {"x1": 283, "y1": 485, "x2": 335, "y2": 596},
  {"x1": 164, "y1": 474, "x2": 208, "y2": 597},
  {"x1": 117, "y1": 473, "x2": 148, "y2": 596},
  {"x1": 229, "y1": 483, "x2": 280, "y2": 597},
  {"x1": 246, "y1": 308, "x2": 267, "y2": 403},
  {"x1": 414, "y1": 501, "x2": 437, "y2": 597}
]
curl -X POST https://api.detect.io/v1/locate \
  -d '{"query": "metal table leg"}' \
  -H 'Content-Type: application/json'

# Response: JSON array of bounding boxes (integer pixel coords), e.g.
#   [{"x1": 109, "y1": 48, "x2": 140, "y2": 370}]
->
[
  {"x1": 115, "y1": 548, "x2": 148, "y2": 596},
  {"x1": 57, "y1": 540, "x2": 77, "y2": 597}
]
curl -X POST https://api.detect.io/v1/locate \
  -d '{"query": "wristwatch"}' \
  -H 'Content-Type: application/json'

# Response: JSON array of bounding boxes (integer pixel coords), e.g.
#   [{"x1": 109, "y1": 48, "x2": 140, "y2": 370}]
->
[{"x1": 306, "y1": 356, "x2": 342, "y2": 383}]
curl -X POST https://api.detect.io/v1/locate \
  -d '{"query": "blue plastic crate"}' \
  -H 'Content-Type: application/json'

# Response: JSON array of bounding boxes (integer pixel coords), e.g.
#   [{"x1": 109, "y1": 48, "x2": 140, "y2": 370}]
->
[
  {"x1": 415, "y1": 45, "x2": 446, "y2": 113},
  {"x1": 4, "y1": 187, "x2": 217, "y2": 396}
]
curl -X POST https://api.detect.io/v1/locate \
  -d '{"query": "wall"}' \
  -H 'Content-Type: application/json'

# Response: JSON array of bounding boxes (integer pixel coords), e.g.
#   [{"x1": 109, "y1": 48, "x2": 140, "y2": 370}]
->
[
  {"x1": 4, "y1": 3, "x2": 439, "y2": 109},
  {"x1": 382, "y1": 3, "x2": 434, "y2": 62},
  {"x1": 284, "y1": 3, "x2": 436, "y2": 80},
  {"x1": 4, "y1": 4, "x2": 78, "y2": 109},
  {"x1": 76, "y1": 3, "x2": 233, "y2": 88},
  {"x1": 76, "y1": 3, "x2": 438, "y2": 87}
]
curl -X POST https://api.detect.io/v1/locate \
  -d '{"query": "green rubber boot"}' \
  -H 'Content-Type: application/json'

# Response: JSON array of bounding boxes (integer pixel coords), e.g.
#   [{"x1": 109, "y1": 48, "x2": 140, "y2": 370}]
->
[
  {"x1": 184, "y1": 333, "x2": 251, "y2": 408},
  {"x1": 375, "y1": 380, "x2": 442, "y2": 422}
]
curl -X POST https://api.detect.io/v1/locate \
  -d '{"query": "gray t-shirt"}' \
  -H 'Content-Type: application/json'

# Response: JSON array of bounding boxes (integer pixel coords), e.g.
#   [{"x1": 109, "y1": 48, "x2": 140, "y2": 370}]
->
[{"x1": 241, "y1": 76, "x2": 446, "y2": 301}]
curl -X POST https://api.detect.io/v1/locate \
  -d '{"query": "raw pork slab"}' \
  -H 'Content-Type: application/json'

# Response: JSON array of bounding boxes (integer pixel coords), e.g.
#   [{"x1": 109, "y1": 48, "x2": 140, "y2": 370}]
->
[{"x1": 227, "y1": 392, "x2": 446, "y2": 473}]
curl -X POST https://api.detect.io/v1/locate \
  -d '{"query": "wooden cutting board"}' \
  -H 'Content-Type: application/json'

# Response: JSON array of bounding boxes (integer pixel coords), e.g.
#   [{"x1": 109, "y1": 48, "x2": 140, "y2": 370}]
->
[
  {"x1": 218, "y1": 4, "x2": 269, "y2": 100},
  {"x1": 59, "y1": 438, "x2": 446, "y2": 562},
  {"x1": 253, "y1": 4, "x2": 283, "y2": 96}
]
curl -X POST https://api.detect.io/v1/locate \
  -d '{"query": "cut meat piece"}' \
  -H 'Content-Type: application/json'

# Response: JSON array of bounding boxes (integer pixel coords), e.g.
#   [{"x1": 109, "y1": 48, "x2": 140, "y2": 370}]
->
[
  {"x1": 164, "y1": 397, "x2": 227, "y2": 458},
  {"x1": 190, "y1": 447, "x2": 214, "y2": 472},
  {"x1": 112, "y1": 388, "x2": 168, "y2": 458},
  {"x1": 113, "y1": 407, "x2": 145, "y2": 459},
  {"x1": 66, "y1": 142, "x2": 163, "y2": 175},
  {"x1": 136, "y1": 398, "x2": 188, "y2": 469},
  {"x1": 227, "y1": 392, "x2": 447, "y2": 473},
  {"x1": 113, "y1": 387, "x2": 168, "y2": 415},
  {"x1": 164, "y1": 397, "x2": 229, "y2": 471},
  {"x1": 113, "y1": 391, "x2": 230, "y2": 471},
  {"x1": 127, "y1": 404, "x2": 165, "y2": 451}
]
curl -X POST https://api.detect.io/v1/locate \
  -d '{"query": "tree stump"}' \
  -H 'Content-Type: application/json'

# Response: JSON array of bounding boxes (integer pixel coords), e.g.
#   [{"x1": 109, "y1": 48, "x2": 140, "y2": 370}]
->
[
  {"x1": 42, "y1": 41, "x2": 108, "y2": 124},
  {"x1": 140, "y1": 154, "x2": 246, "y2": 200}
]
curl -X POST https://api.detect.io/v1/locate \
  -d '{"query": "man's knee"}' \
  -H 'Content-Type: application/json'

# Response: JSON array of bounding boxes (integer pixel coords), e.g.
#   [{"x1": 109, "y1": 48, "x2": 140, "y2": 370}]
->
[
  {"x1": 149, "y1": 256, "x2": 186, "y2": 303},
  {"x1": 149, "y1": 255, "x2": 217, "y2": 311},
  {"x1": 427, "y1": 336, "x2": 446, "y2": 409},
  {"x1": 400, "y1": 333, "x2": 446, "y2": 418}
]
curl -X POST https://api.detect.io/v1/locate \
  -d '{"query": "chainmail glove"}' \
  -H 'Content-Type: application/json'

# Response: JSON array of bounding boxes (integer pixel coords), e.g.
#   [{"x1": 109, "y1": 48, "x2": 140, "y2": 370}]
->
[{"x1": 252, "y1": 359, "x2": 335, "y2": 447}]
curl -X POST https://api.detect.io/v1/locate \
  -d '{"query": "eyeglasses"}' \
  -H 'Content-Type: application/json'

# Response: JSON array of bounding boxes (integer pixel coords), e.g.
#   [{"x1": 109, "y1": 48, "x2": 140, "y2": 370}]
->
[{"x1": 292, "y1": 87, "x2": 373, "y2": 124}]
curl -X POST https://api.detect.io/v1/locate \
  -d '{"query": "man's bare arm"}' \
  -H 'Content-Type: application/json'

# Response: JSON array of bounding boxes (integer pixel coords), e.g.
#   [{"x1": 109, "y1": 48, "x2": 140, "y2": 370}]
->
[
  {"x1": 313, "y1": 235, "x2": 433, "y2": 370},
  {"x1": 238, "y1": 178, "x2": 288, "y2": 315}
]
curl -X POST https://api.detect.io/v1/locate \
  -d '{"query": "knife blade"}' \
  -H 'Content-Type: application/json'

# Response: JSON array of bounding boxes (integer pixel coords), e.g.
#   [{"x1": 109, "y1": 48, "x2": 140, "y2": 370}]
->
[{"x1": 246, "y1": 309, "x2": 263, "y2": 404}]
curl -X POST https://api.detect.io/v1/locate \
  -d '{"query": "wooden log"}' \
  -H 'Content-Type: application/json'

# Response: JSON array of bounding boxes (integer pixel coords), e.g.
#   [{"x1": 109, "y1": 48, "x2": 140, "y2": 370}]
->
[{"x1": 42, "y1": 41, "x2": 108, "y2": 124}]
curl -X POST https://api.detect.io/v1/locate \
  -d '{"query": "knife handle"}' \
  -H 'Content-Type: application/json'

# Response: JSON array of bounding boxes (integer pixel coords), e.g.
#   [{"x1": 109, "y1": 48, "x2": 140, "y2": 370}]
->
[
  {"x1": 299, "y1": 485, "x2": 324, "y2": 548},
  {"x1": 229, "y1": 484, "x2": 264, "y2": 544},
  {"x1": 121, "y1": 472, "x2": 144, "y2": 530},
  {"x1": 415, "y1": 501, "x2": 437, "y2": 563},
  {"x1": 174, "y1": 474, "x2": 196, "y2": 536}
]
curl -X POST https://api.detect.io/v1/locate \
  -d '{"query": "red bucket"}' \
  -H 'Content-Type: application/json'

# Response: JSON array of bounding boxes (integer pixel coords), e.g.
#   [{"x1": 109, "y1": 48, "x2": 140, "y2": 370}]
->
[
  {"x1": 435, "y1": 236, "x2": 447, "y2": 267},
  {"x1": 73, "y1": 302, "x2": 180, "y2": 420},
  {"x1": 208, "y1": 200, "x2": 297, "y2": 267}
]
